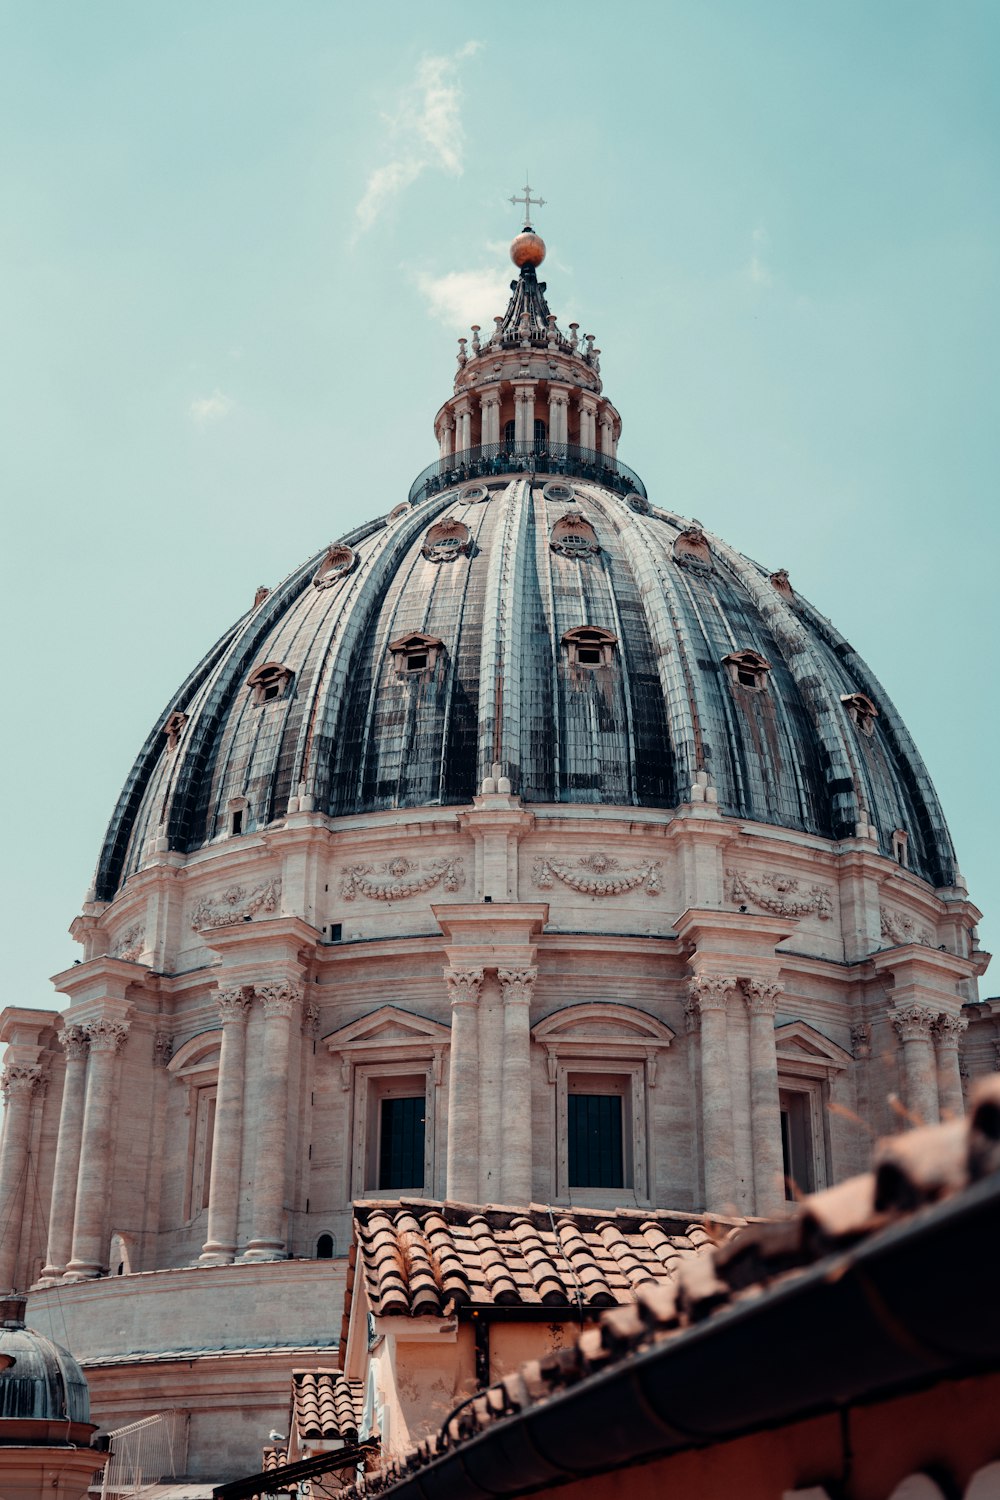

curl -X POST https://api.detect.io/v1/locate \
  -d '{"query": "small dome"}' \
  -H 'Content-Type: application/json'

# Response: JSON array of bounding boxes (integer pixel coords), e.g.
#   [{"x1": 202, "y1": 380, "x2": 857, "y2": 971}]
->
[
  {"x1": 0, "y1": 1298, "x2": 91, "y2": 1425},
  {"x1": 510, "y1": 228, "x2": 546, "y2": 267}
]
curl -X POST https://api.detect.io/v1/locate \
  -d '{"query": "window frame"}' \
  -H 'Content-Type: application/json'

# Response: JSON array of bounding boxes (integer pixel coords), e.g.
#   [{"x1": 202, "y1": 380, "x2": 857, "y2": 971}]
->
[
  {"x1": 554, "y1": 1058, "x2": 645, "y2": 1204},
  {"x1": 351, "y1": 1061, "x2": 435, "y2": 1199}
]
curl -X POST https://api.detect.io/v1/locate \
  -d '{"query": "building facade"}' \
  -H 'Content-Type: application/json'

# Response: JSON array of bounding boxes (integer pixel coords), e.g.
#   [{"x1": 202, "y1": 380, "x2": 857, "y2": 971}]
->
[{"x1": 0, "y1": 224, "x2": 992, "y2": 1480}]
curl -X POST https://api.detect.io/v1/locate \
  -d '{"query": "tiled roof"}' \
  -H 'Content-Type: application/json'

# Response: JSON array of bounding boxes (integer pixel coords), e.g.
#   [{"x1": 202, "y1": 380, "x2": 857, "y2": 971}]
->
[
  {"x1": 343, "y1": 1200, "x2": 730, "y2": 1345},
  {"x1": 260, "y1": 1445, "x2": 287, "y2": 1473},
  {"x1": 292, "y1": 1370, "x2": 363, "y2": 1444},
  {"x1": 342, "y1": 1077, "x2": 1000, "y2": 1498}
]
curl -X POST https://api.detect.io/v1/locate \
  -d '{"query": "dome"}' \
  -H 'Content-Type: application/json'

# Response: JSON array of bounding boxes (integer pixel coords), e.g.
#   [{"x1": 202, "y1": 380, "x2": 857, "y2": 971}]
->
[
  {"x1": 0, "y1": 1299, "x2": 90, "y2": 1426},
  {"x1": 93, "y1": 241, "x2": 956, "y2": 901}
]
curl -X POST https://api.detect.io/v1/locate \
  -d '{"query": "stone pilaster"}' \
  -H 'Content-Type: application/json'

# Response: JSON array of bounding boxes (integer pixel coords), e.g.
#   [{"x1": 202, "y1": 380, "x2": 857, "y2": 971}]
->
[
  {"x1": 243, "y1": 981, "x2": 302, "y2": 1261},
  {"x1": 686, "y1": 975, "x2": 737, "y2": 1214},
  {"x1": 445, "y1": 968, "x2": 483, "y2": 1202},
  {"x1": 498, "y1": 968, "x2": 536, "y2": 1203},
  {"x1": 38, "y1": 1027, "x2": 89, "y2": 1284},
  {"x1": 65, "y1": 1019, "x2": 130, "y2": 1279},
  {"x1": 935, "y1": 1014, "x2": 968, "y2": 1121},
  {"x1": 742, "y1": 979, "x2": 785, "y2": 1215},
  {"x1": 890, "y1": 1004, "x2": 939, "y2": 1125},
  {"x1": 200, "y1": 987, "x2": 252, "y2": 1265},
  {"x1": 0, "y1": 1065, "x2": 43, "y2": 1291}
]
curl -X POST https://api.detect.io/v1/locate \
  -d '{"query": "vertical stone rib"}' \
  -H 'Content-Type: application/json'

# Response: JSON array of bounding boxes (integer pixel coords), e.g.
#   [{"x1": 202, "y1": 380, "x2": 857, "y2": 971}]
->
[
  {"x1": 476, "y1": 480, "x2": 528, "y2": 788},
  {"x1": 200, "y1": 987, "x2": 252, "y2": 1265}
]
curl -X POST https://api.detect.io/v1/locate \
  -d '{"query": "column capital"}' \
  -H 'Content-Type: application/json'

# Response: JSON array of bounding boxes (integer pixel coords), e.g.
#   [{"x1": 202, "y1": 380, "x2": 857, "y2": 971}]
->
[
  {"x1": 890, "y1": 1004, "x2": 937, "y2": 1043},
  {"x1": 84, "y1": 1019, "x2": 130, "y2": 1055},
  {"x1": 447, "y1": 968, "x2": 484, "y2": 1007},
  {"x1": 58, "y1": 1025, "x2": 90, "y2": 1062},
  {"x1": 686, "y1": 974, "x2": 737, "y2": 1014},
  {"x1": 741, "y1": 978, "x2": 783, "y2": 1016},
  {"x1": 216, "y1": 985, "x2": 253, "y2": 1022},
  {"x1": 935, "y1": 1013, "x2": 969, "y2": 1047},
  {"x1": 2, "y1": 1063, "x2": 43, "y2": 1099},
  {"x1": 255, "y1": 980, "x2": 304, "y2": 1017},
  {"x1": 498, "y1": 968, "x2": 537, "y2": 1005}
]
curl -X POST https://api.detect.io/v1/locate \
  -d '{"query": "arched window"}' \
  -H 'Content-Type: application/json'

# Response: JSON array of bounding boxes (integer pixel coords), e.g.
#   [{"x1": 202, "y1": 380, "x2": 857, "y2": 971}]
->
[
  {"x1": 533, "y1": 418, "x2": 547, "y2": 448},
  {"x1": 316, "y1": 1233, "x2": 335, "y2": 1259},
  {"x1": 503, "y1": 419, "x2": 516, "y2": 445},
  {"x1": 247, "y1": 662, "x2": 293, "y2": 706}
]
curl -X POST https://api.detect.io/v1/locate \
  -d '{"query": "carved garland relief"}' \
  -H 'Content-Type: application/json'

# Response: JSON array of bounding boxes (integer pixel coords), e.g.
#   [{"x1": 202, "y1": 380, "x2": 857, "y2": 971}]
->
[
  {"x1": 113, "y1": 923, "x2": 145, "y2": 962},
  {"x1": 191, "y1": 879, "x2": 281, "y2": 930},
  {"x1": 728, "y1": 868, "x2": 833, "y2": 921},
  {"x1": 880, "y1": 906, "x2": 933, "y2": 948},
  {"x1": 340, "y1": 857, "x2": 465, "y2": 902},
  {"x1": 533, "y1": 852, "x2": 661, "y2": 897}
]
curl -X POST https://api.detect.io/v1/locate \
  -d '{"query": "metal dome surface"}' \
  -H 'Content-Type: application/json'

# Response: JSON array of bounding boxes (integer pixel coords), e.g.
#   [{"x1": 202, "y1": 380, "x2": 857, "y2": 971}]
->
[
  {"x1": 94, "y1": 477, "x2": 955, "y2": 899},
  {"x1": 0, "y1": 1300, "x2": 90, "y2": 1425}
]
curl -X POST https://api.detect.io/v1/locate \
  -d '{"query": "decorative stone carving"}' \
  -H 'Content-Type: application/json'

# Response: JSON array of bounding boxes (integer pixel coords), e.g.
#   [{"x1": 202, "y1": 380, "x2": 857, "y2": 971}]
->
[
  {"x1": 728, "y1": 869, "x2": 832, "y2": 921},
  {"x1": 153, "y1": 1032, "x2": 173, "y2": 1067},
  {"x1": 446, "y1": 969, "x2": 484, "y2": 1006},
  {"x1": 162, "y1": 711, "x2": 188, "y2": 751},
  {"x1": 58, "y1": 1025, "x2": 89, "y2": 1062},
  {"x1": 313, "y1": 545, "x2": 358, "y2": 589},
  {"x1": 191, "y1": 879, "x2": 281, "y2": 930},
  {"x1": 890, "y1": 1005, "x2": 937, "y2": 1043},
  {"x1": 626, "y1": 492, "x2": 650, "y2": 514},
  {"x1": 216, "y1": 986, "x2": 253, "y2": 1021},
  {"x1": 256, "y1": 981, "x2": 303, "y2": 1017},
  {"x1": 934, "y1": 1014, "x2": 969, "y2": 1047},
  {"x1": 672, "y1": 525, "x2": 713, "y2": 574},
  {"x1": 113, "y1": 923, "x2": 145, "y2": 962},
  {"x1": 340, "y1": 856, "x2": 464, "y2": 902},
  {"x1": 769, "y1": 568, "x2": 794, "y2": 598},
  {"x1": 741, "y1": 978, "x2": 783, "y2": 1016},
  {"x1": 686, "y1": 975, "x2": 737, "y2": 1015},
  {"x1": 303, "y1": 1003, "x2": 320, "y2": 1038},
  {"x1": 851, "y1": 1023, "x2": 873, "y2": 1060},
  {"x1": 498, "y1": 968, "x2": 537, "y2": 1005},
  {"x1": 550, "y1": 511, "x2": 600, "y2": 559},
  {"x1": 533, "y1": 852, "x2": 661, "y2": 897},
  {"x1": 422, "y1": 517, "x2": 472, "y2": 563},
  {"x1": 880, "y1": 907, "x2": 933, "y2": 948},
  {"x1": 1, "y1": 1063, "x2": 43, "y2": 1097},
  {"x1": 85, "y1": 1019, "x2": 130, "y2": 1054}
]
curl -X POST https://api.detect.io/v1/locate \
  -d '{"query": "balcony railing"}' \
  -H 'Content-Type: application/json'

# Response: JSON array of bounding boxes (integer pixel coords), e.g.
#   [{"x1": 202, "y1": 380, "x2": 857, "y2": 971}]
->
[{"x1": 407, "y1": 442, "x2": 647, "y2": 507}]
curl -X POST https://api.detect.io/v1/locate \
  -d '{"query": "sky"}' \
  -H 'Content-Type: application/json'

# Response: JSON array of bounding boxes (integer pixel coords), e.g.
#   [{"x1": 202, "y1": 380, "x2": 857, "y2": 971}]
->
[{"x1": 1, "y1": 0, "x2": 997, "y2": 1013}]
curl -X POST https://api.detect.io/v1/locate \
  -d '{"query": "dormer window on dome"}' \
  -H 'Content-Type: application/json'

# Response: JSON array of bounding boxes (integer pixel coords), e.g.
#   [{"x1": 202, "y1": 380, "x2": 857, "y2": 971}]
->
[
  {"x1": 842, "y1": 693, "x2": 878, "y2": 736},
  {"x1": 562, "y1": 626, "x2": 617, "y2": 669},
  {"x1": 162, "y1": 711, "x2": 188, "y2": 752},
  {"x1": 551, "y1": 512, "x2": 600, "y2": 559},
  {"x1": 248, "y1": 662, "x2": 293, "y2": 705},
  {"x1": 724, "y1": 650, "x2": 771, "y2": 691},
  {"x1": 389, "y1": 632, "x2": 444, "y2": 678},
  {"x1": 422, "y1": 519, "x2": 471, "y2": 563},
  {"x1": 313, "y1": 545, "x2": 358, "y2": 589},
  {"x1": 673, "y1": 526, "x2": 713, "y2": 574}
]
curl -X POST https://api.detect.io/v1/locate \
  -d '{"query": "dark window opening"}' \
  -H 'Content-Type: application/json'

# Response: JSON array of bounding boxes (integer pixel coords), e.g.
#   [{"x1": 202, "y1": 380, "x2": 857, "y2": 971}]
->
[
  {"x1": 576, "y1": 647, "x2": 602, "y2": 665},
  {"x1": 379, "y1": 1095, "x2": 425, "y2": 1190},
  {"x1": 779, "y1": 1089, "x2": 815, "y2": 1199},
  {"x1": 737, "y1": 667, "x2": 757, "y2": 688},
  {"x1": 568, "y1": 1094, "x2": 624, "y2": 1189},
  {"x1": 503, "y1": 419, "x2": 516, "y2": 444},
  {"x1": 405, "y1": 652, "x2": 428, "y2": 672},
  {"x1": 316, "y1": 1233, "x2": 335, "y2": 1259},
  {"x1": 261, "y1": 680, "x2": 281, "y2": 701},
  {"x1": 116, "y1": 1262, "x2": 124, "y2": 1276},
  {"x1": 230, "y1": 809, "x2": 244, "y2": 836},
  {"x1": 533, "y1": 418, "x2": 547, "y2": 445},
  {"x1": 328, "y1": 923, "x2": 342, "y2": 943}
]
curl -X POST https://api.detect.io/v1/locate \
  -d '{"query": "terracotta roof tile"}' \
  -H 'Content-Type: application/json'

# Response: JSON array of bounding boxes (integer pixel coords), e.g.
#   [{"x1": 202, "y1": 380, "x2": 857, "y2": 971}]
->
[{"x1": 291, "y1": 1370, "x2": 364, "y2": 1444}]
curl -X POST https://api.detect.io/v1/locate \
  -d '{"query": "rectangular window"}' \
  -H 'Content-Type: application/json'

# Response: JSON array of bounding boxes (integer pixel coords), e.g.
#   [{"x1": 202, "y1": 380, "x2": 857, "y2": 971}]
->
[
  {"x1": 378, "y1": 1095, "x2": 426, "y2": 1190},
  {"x1": 190, "y1": 1086, "x2": 217, "y2": 1215},
  {"x1": 567, "y1": 1093, "x2": 624, "y2": 1189},
  {"x1": 779, "y1": 1089, "x2": 815, "y2": 1199}
]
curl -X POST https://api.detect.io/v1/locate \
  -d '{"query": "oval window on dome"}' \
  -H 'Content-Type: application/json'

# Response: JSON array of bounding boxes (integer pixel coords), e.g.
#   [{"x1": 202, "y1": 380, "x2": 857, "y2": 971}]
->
[
  {"x1": 551, "y1": 511, "x2": 600, "y2": 559},
  {"x1": 542, "y1": 481, "x2": 576, "y2": 504},
  {"x1": 389, "y1": 502, "x2": 411, "y2": 522},
  {"x1": 422, "y1": 518, "x2": 471, "y2": 563},
  {"x1": 313, "y1": 545, "x2": 358, "y2": 589},
  {"x1": 458, "y1": 483, "x2": 490, "y2": 505},
  {"x1": 626, "y1": 492, "x2": 650, "y2": 515},
  {"x1": 673, "y1": 526, "x2": 713, "y2": 574}
]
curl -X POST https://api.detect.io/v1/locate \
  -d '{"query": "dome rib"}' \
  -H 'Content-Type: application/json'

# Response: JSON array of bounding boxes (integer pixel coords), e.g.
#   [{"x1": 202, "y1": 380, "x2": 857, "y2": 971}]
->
[{"x1": 476, "y1": 479, "x2": 531, "y2": 786}]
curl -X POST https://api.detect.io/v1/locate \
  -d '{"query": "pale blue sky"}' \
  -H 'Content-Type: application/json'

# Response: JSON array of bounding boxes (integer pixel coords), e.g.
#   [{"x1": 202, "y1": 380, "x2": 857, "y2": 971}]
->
[{"x1": 1, "y1": 1, "x2": 997, "y2": 1008}]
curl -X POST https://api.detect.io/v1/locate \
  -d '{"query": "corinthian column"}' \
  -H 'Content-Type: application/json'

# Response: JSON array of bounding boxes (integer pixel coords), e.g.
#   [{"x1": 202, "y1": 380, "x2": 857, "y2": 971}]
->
[
  {"x1": 498, "y1": 969, "x2": 536, "y2": 1203},
  {"x1": 66, "y1": 1019, "x2": 130, "y2": 1279},
  {"x1": 38, "y1": 1028, "x2": 89, "y2": 1284},
  {"x1": 890, "y1": 1005, "x2": 939, "y2": 1125},
  {"x1": 243, "y1": 981, "x2": 302, "y2": 1261},
  {"x1": 935, "y1": 1014, "x2": 968, "y2": 1120},
  {"x1": 445, "y1": 969, "x2": 483, "y2": 1202},
  {"x1": 200, "y1": 987, "x2": 252, "y2": 1265},
  {"x1": 742, "y1": 980, "x2": 785, "y2": 1215},
  {"x1": 686, "y1": 976, "x2": 737, "y2": 1215},
  {"x1": 0, "y1": 1065, "x2": 43, "y2": 1291}
]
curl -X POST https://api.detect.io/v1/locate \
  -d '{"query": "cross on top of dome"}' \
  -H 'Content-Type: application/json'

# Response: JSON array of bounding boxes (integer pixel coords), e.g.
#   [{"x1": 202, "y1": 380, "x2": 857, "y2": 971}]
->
[{"x1": 509, "y1": 175, "x2": 545, "y2": 219}]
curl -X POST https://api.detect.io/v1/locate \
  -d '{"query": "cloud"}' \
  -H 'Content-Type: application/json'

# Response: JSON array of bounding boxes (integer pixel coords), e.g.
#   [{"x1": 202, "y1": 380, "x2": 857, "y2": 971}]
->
[
  {"x1": 354, "y1": 42, "x2": 481, "y2": 237},
  {"x1": 412, "y1": 265, "x2": 510, "y2": 328},
  {"x1": 190, "y1": 390, "x2": 235, "y2": 426}
]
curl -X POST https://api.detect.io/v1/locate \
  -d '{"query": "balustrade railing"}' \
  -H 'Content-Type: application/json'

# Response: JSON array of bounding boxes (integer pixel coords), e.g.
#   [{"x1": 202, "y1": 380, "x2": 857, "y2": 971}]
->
[{"x1": 407, "y1": 443, "x2": 647, "y2": 507}]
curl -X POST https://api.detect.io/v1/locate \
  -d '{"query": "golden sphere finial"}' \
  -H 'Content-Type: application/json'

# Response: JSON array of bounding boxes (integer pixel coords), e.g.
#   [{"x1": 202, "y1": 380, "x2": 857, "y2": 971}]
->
[{"x1": 510, "y1": 227, "x2": 546, "y2": 269}]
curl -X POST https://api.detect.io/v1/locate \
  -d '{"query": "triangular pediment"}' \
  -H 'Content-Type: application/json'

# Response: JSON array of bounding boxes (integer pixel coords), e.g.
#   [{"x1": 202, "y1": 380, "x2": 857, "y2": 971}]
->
[
  {"x1": 775, "y1": 1020, "x2": 852, "y2": 1069},
  {"x1": 532, "y1": 1003, "x2": 675, "y2": 1047},
  {"x1": 324, "y1": 1005, "x2": 451, "y2": 1053}
]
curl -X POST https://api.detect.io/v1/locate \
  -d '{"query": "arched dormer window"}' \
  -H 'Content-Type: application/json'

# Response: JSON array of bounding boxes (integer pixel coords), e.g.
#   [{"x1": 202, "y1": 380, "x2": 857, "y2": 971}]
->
[
  {"x1": 551, "y1": 511, "x2": 600, "y2": 559},
  {"x1": 422, "y1": 518, "x2": 471, "y2": 563},
  {"x1": 723, "y1": 650, "x2": 771, "y2": 691},
  {"x1": 673, "y1": 526, "x2": 713, "y2": 574},
  {"x1": 562, "y1": 626, "x2": 617, "y2": 669},
  {"x1": 842, "y1": 692, "x2": 878, "y2": 737},
  {"x1": 316, "y1": 1232, "x2": 336, "y2": 1259},
  {"x1": 313, "y1": 545, "x2": 357, "y2": 589},
  {"x1": 248, "y1": 662, "x2": 293, "y2": 706},
  {"x1": 388, "y1": 632, "x2": 444, "y2": 678},
  {"x1": 163, "y1": 710, "x2": 188, "y2": 752}
]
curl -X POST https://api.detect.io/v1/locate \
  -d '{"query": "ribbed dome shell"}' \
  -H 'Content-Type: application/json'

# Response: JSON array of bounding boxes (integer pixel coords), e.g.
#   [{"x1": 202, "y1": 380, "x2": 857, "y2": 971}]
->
[
  {"x1": 95, "y1": 477, "x2": 956, "y2": 898},
  {"x1": 0, "y1": 1304, "x2": 90, "y2": 1424}
]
